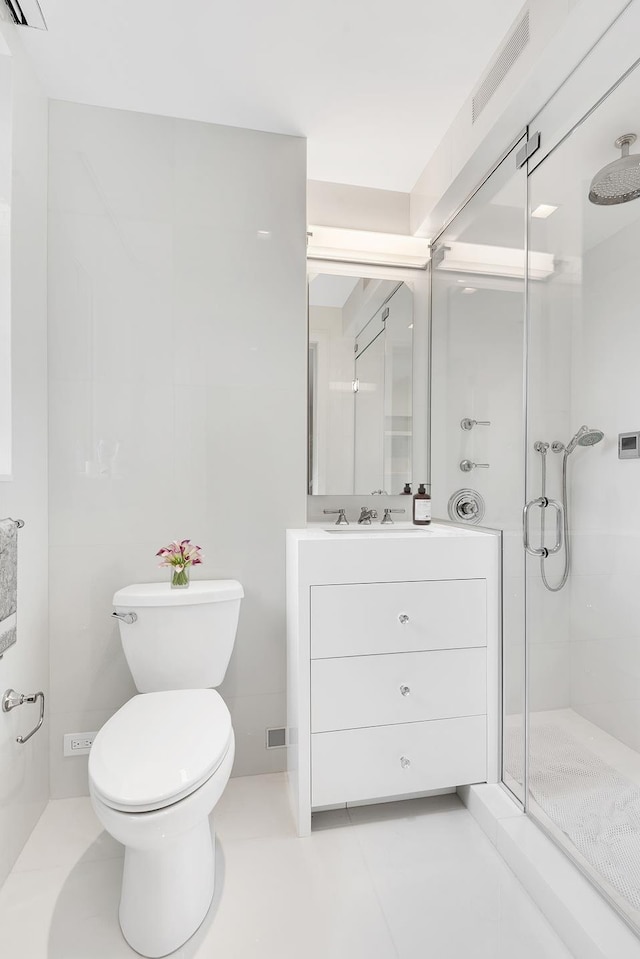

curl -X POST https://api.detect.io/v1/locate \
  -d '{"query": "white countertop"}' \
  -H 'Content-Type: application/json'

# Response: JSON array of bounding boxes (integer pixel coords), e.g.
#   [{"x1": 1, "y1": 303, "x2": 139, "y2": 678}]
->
[{"x1": 289, "y1": 521, "x2": 491, "y2": 541}]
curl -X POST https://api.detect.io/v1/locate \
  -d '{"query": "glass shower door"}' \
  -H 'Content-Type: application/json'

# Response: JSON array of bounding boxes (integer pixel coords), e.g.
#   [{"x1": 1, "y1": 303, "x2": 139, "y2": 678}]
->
[
  {"x1": 430, "y1": 136, "x2": 527, "y2": 802},
  {"x1": 525, "y1": 57, "x2": 640, "y2": 933}
]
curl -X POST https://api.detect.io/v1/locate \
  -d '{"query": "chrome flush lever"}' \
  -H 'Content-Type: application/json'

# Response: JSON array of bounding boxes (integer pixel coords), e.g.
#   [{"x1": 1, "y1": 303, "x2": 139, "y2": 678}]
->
[{"x1": 112, "y1": 611, "x2": 138, "y2": 624}]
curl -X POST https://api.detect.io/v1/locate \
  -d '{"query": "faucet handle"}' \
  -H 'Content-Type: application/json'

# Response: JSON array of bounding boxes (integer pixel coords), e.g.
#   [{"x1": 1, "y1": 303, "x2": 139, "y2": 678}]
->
[
  {"x1": 460, "y1": 460, "x2": 490, "y2": 472},
  {"x1": 460, "y1": 418, "x2": 491, "y2": 431},
  {"x1": 381, "y1": 508, "x2": 406, "y2": 525},
  {"x1": 323, "y1": 508, "x2": 349, "y2": 525}
]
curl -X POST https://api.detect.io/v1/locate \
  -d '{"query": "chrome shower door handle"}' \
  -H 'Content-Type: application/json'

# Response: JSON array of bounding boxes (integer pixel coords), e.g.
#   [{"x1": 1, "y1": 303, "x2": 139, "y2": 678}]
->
[
  {"x1": 523, "y1": 497, "x2": 548, "y2": 557},
  {"x1": 523, "y1": 496, "x2": 564, "y2": 557},
  {"x1": 545, "y1": 498, "x2": 564, "y2": 555}
]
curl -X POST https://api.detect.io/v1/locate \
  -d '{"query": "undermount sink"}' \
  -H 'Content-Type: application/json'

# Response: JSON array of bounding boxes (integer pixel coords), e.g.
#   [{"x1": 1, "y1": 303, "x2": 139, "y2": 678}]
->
[{"x1": 325, "y1": 526, "x2": 430, "y2": 533}]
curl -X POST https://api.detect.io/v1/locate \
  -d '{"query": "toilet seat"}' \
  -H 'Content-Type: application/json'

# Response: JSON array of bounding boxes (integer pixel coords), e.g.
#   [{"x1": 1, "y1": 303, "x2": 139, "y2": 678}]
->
[{"x1": 89, "y1": 689, "x2": 232, "y2": 813}]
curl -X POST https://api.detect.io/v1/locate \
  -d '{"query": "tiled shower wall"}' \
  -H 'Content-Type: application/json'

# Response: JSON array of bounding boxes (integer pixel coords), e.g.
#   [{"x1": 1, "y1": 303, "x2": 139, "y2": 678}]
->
[
  {"x1": 569, "y1": 217, "x2": 640, "y2": 749},
  {"x1": 47, "y1": 100, "x2": 307, "y2": 797}
]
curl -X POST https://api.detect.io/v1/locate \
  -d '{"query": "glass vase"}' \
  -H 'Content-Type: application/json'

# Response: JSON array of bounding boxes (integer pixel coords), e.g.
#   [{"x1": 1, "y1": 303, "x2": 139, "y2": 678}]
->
[{"x1": 171, "y1": 565, "x2": 190, "y2": 589}]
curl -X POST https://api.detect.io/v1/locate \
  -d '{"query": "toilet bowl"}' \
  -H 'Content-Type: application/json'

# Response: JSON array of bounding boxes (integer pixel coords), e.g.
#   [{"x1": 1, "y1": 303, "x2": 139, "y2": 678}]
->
[
  {"x1": 89, "y1": 689, "x2": 234, "y2": 958},
  {"x1": 89, "y1": 580, "x2": 243, "y2": 957}
]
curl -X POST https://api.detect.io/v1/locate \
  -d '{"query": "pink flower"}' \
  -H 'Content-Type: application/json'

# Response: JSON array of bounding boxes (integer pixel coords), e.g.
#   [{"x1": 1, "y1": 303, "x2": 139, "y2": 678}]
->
[{"x1": 155, "y1": 538, "x2": 204, "y2": 570}]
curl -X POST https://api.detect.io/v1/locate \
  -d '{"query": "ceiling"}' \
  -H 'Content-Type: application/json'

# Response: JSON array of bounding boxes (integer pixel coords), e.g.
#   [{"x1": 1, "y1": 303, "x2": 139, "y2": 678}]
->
[
  {"x1": 308, "y1": 274, "x2": 360, "y2": 309},
  {"x1": 20, "y1": 0, "x2": 525, "y2": 193}
]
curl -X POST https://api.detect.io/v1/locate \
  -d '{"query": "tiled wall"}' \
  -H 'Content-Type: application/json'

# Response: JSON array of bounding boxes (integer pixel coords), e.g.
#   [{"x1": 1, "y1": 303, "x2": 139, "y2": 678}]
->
[
  {"x1": 47, "y1": 100, "x2": 307, "y2": 797},
  {"x1": 526, "y1": 274, "x2": 573, "y2": 714},
  {"x1": 569, "y1": 218, "x2": 640, "y2": 749},
  {"x1": 0, "y1": 16, "x2": 49, "y2": 883}
]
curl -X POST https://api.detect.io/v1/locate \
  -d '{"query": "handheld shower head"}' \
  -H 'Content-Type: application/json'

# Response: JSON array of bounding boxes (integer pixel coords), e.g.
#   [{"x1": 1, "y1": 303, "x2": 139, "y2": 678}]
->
[{"x1": 565, "y1": 425, "x2": 604, "y2": 454}]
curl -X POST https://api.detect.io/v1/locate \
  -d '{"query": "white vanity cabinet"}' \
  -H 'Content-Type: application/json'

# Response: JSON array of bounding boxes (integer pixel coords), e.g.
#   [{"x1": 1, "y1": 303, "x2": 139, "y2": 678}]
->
[{"x1": 286, "y1": 524, "x2": 500, "y2": 836}]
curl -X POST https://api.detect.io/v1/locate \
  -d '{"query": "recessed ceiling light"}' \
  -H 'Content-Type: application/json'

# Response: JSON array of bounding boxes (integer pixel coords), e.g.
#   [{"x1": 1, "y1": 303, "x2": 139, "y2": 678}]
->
[
  {"x1": 531, "y1": 204, "x2": 558, "y2": 219},
  {"x1": 461, "y1": 287, "x2": 477, "y2": 295},
  {"x1": 408, "y1": 323, "x2": 413, "y2": 329}
]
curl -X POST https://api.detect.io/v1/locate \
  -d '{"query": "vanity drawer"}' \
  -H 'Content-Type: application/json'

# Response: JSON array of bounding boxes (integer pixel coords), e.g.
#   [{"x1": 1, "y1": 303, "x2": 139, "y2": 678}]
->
[
  {"x1": 310, "y1": 579, "x2": 486, "y2": 659},
  {"x1": 311, "y1": 648, "x2": 486, "y2": 732},
  {"x1": 311, "y1": 715, "x2": 486, "y2": 808}
]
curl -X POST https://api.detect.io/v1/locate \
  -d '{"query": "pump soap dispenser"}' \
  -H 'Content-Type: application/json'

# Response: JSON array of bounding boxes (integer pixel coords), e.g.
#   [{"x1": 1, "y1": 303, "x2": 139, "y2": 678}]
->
[{"x1": 413, "y1": 483, "x2": 431, "y2": 526}]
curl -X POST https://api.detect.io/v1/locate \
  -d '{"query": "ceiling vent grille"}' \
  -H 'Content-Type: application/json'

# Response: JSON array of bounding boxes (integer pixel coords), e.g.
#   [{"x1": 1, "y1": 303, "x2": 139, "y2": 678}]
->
[
  {"x1": 472, "y1": 9, "x2": 529, "y2": 124},
  {"x1": 3, "y1": 0, "x2": 46, "y2": 30}
]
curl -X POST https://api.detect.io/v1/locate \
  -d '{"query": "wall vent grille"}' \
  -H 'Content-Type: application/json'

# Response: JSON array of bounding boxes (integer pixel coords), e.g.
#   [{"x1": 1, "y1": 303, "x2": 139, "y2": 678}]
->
[
  {"x1": 266, "y1": 727, "x2": 287, "y2": 749},
  {"x1": 3, "y1": 0, "x2": 46, "y2": 29},
  {"x1": 472, "y1": 10, "x2": 529, "y2": 124}
]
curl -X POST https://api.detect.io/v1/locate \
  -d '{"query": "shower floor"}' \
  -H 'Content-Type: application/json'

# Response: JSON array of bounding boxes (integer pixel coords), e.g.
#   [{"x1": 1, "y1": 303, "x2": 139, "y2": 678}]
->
[{"x1": 505, "y1": 708, "x2": 640, "y2": 931}]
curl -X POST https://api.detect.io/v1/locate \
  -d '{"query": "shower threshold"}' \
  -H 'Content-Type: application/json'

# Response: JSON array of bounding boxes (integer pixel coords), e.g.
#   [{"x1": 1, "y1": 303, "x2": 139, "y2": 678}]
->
[{"x1": 505, "y1": 708, "x2": 640, "y2": 943}]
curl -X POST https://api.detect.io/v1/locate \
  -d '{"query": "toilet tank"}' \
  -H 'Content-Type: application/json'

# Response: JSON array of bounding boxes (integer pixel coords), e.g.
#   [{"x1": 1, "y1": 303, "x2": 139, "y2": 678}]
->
[{"x1": 112, "y1": 580, "x2": 244, "y2": 693}]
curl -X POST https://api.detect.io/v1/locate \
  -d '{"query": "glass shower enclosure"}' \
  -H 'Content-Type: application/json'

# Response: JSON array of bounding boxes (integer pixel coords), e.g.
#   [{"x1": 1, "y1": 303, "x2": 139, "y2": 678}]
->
[{"x1": 431, "y1": 55, "x2": 640, "y2": 935}]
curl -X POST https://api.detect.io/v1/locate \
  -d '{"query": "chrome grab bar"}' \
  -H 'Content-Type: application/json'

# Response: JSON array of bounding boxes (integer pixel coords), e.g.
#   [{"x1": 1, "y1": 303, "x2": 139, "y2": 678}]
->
[
  {"x1": 2, "y1": 688, "x2": 45, "y2": 744},
  {"x1": 523, "y1": 497, "x2": 564, "y2": 557},
  {"x1": 111, "y1": 611, "x2": 138, "y2": 625}
]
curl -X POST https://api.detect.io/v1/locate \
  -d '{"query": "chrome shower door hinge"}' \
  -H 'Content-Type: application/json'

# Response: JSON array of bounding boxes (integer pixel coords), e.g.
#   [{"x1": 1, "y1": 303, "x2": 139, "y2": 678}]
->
[{"x1": 516, "y1": 132, "x2": 541, "y2": 169}]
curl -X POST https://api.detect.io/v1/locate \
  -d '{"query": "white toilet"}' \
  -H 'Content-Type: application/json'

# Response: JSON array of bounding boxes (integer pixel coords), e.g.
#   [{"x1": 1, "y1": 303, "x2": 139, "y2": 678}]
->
[{"x1": 88, "y1": 579, "x2": 243, "y2": 958}]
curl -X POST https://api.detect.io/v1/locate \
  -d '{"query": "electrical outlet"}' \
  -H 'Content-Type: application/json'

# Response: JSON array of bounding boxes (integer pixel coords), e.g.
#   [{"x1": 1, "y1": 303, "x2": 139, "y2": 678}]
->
[{"x1": 63, "y1": 731, "x2": 97, "y2": 757}]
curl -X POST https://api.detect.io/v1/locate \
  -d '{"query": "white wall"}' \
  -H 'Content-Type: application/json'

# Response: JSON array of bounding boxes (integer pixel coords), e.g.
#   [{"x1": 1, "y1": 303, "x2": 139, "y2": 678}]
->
[
  {"x1": 47, "y1": 100, "x2": 307, "y2": 797},
  {"x1": 0, "y1": 14, "x2": 49, "y2": 884},
  {"x1": 308, "y1": 180, "x2": 410, "y2": 235},
  {"x1": 569, "y1": 218, "x2": 640, "y2": 750}
]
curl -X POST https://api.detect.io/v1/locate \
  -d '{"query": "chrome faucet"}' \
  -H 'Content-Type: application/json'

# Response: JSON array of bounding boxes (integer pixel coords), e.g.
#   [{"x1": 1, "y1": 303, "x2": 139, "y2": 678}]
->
[
  {"x1": 358, "y1": 507, "x2": 378, "y2": 525},
  {"x1": 323, "y1": 508, "x2": 349, "y2": 525},
  {"x1": 381, "y1": 508, "x2": 406, "y2": 524}
]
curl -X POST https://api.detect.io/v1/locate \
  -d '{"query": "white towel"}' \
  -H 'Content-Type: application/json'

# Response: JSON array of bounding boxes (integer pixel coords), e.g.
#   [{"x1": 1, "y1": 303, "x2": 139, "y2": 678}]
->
[{"x1": 0, "y1": 518, "x2": 17, "y2": 656}]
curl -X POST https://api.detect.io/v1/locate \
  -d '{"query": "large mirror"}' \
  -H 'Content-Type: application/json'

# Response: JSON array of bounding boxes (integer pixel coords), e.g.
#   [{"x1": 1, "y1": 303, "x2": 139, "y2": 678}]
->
[{"x1": 308, "y1": 273, "x2": 413, "y2": 495}]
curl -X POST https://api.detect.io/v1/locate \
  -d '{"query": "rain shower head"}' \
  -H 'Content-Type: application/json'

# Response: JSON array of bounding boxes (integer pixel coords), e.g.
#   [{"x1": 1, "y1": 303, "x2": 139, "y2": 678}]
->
[
  {"x1": 565, "y1": 425, "x2": 604, "y2": 455},
  {"x1": 589, "y1": 134, "x2": 640, "y2": 205}
]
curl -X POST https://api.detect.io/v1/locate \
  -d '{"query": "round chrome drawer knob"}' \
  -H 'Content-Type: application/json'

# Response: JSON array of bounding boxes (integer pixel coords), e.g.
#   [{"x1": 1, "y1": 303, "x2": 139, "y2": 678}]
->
[
  {"x1": 400, "y1": 685, "x2": 411, "y2": 697},
  {"x1": 398, "y1": 614, "x2": 409, "y2": 624},
  {"x1": 400, "y1": 756, "x2": 411, "y2": 769}
]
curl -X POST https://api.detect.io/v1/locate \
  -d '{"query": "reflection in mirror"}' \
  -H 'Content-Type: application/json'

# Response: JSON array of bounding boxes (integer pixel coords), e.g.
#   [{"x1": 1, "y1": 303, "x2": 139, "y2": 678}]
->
[{"x1": 308, "y1": 273, "x2": 412, "y2": 495}]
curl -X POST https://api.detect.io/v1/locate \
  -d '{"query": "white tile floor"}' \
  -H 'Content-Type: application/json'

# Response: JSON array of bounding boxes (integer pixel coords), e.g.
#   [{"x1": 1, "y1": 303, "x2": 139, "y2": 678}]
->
[{"x1": 0, "y1": 774, "x2": 575, "y2": 958}]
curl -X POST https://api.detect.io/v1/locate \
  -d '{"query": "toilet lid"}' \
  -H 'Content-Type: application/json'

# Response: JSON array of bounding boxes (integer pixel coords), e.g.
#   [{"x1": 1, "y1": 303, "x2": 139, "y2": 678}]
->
[{"x1": 89, "y1": 689, "x2": 232, "y2": 812}]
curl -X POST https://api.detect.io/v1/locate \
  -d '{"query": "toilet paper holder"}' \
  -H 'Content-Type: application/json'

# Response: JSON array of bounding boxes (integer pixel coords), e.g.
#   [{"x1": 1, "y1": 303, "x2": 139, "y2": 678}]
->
[{"x1": 2, "y1": 688, "x2": 45, "y2": 744}]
